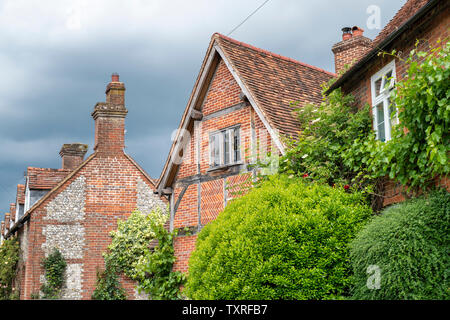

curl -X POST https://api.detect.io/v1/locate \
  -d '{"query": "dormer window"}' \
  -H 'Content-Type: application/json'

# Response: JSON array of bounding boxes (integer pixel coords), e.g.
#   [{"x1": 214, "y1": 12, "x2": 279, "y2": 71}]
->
[
  {"x1": 371, "y1": 60, "x2": 397, "y2": 142},
  {"x1": 209, "y1": 126, "x2": 241, "y2": 168}
]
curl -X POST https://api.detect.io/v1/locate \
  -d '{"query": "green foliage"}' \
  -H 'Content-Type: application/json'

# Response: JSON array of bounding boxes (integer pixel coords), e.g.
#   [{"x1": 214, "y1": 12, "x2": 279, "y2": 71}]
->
[
  {"x1": 91, "y1": 258, "x2": 127, "y2": 300},
  {"x1": 185, "y1": 175, "x2": 372, "y2": 300},
  {"x1": 357, "y1": 40, "x2": 450, "y2": 191},
  {"x1": 41, "y1": 248, "x2": 66, "y2": 299},
  {"x1": 281, "y1": 88, "x2": 375, "y2": 191},
  {"x1": 94, "y1": 209, "x2": 184, "y2": 300},
  {"x1": 134, "y1": 222, "x2": 186, "y2": 300},
  {"x1": 350, "y1": 189, "x2": 449, "y2": 300},
  {"x1": 107, "y1": 209, "x2": 168, "y2": 280},
  {"x1": 0, "y1": 238, "x2": 20, "y2": 300}
]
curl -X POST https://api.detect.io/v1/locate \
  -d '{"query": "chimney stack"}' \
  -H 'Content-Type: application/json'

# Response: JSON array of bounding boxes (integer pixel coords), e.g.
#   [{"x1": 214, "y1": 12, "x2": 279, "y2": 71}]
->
[
  {"x1": 332, "y1": 26, "x2": 372, "y2": 74},
  {"x1": 9, "y1": 203, "x2": 16, "y2": 225},
  {"x1": 1, "y1": 221, "x2": 4, "y2": 237},
  {"x1": 5, "y1": 213, "x2": 10, "y2": 233},
  {"x1": 60, "y1": 143, "x2": 88, "y2": 170},
  {"x1": 92, "y1": 74, "x2": 128, "y2": 155}
]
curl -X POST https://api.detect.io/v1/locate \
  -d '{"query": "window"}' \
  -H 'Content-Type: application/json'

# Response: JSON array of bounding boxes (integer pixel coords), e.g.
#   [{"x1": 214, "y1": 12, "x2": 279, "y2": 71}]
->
[
  {"x1": 370, "y1": 61, "x2": 397, "y2": 142},
  {"x1": 209, "y1": 126, "x2": 241, "y2": 168}
]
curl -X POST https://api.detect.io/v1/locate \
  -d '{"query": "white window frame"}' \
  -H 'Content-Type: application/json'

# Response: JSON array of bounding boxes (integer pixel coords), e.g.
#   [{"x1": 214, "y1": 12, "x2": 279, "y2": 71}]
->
[
  {"x1": 209, "y1": 125, "x2": 241, "y2": 168},
  {"x1": 370, "y1": 60, "x2": 398, "y2": 142},
  {"x1": 24, "y1": 177, "x2": 30, "y2": 213}
]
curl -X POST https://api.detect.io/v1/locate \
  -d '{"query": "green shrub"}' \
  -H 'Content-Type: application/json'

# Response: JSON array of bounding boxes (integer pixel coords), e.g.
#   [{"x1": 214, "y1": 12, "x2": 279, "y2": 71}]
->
[
  {"x1": 350, "y1": 189, "x2": 449, "y2": 300},
  {"x1": 185, "y1": 175, "x2": 372, "y2": 300},
  {"x1": 0, "y1": 238, "x2": 20, "y2": 300}
]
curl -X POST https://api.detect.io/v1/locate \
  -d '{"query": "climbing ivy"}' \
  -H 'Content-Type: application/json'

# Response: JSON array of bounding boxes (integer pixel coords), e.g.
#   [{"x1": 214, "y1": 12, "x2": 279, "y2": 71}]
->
[
  {"x1": 91, "y1": 257, "x2": 127, "y2": 300},
  {"x1": 0, "y1": 238, "x2": 20, "y2": 300},
  {"x1": 353, "y1": 40, "x2": 450, "y2": 192},
  {"x1": 41, "y1": 248, "x2": 66, "y2": 299},
  {"x1": 134, "y1": 221, "x2": 186, "y2": 300}
]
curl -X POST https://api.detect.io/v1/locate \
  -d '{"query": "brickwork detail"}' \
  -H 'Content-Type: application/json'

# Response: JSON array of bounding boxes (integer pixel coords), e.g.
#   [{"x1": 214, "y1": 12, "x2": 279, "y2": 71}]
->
[{"x1": 200, "y1": 179, "x2": 224, "y2": 225}]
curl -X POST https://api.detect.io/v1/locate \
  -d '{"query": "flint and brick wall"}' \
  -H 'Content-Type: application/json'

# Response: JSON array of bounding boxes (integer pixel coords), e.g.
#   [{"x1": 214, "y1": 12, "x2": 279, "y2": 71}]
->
[{"x1": 20, "y1": 154, "x2": 166, "y2": 300}]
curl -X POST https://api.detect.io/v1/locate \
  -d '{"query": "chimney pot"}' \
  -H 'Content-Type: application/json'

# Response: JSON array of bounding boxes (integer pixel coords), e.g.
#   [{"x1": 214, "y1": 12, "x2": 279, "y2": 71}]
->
[
  {"x1": 352, "y1": 26, "x2": 364, "y2": 37},
  {"x1": 342, "y1": 27, "x2": 352, "y2": 41},
  {"x1": 111, "y1": 73, "x2": 120, "y2": 82}
]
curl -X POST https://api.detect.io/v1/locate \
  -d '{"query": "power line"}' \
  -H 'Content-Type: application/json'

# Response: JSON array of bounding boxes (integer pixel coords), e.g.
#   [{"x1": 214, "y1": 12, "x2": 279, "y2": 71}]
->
[{"x1": 227, "y1": 0, "x2": 271, "y2": 36}]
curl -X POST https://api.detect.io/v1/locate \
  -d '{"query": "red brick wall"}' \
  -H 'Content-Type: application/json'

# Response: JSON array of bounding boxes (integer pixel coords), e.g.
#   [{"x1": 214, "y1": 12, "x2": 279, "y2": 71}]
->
[{"x1": 339, "y1": 4, "x2": 449, "y2": 206}]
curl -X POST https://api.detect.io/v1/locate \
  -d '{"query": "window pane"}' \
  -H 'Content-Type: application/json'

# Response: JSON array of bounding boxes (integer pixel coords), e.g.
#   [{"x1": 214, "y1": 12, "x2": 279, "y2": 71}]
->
[
  {"x1": 210, "y1": 136, "x2": 214, "y2": 165},
  {"x1": 210, "y1": 134, "x2": 220, "y2": 167},
  {"x1": 374, "y1": 77, "x2": 382, "y2": 96},
  {"x1": 234, "y1": 128, "x2": 241, "y2": 162},
  {"x1": 224, "y1": 130, "x2": 230, "y2": 165},
  {"x1": 215, "y1": 135, "x2": 221, "y2": 166},
  {"x1": 376, "y1": 103, "x2": 385, "y2": 142}
]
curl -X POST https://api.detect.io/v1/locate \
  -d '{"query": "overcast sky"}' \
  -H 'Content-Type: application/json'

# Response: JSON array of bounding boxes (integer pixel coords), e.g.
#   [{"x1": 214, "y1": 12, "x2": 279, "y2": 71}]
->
[{"x1": 0, "y1": 0, "x2": 406, "y2": 218}]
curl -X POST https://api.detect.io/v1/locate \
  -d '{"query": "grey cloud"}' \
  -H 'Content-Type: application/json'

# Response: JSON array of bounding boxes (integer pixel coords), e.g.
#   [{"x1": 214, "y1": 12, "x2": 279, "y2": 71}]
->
[{"x1": 0, "y1": 0, "x2": 406, "y2": 217}]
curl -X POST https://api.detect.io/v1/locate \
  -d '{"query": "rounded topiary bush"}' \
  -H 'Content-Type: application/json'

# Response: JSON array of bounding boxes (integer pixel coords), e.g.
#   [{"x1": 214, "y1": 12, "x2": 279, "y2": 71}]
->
[
  {"x1": 350, "y1": 189, "x2": 449, "y2": 300},
  {"x1": 185, "y1": 175, "x2": 372, "y2": 300}
]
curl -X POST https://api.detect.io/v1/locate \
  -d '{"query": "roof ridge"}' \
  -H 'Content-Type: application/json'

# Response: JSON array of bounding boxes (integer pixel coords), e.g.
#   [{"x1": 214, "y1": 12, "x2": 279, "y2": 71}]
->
[
  {"x1": 27, "y1": 167, "x2": 71, "y2": 172},
  {"x1": 213, "y1": 33, "x2": 336, "y2": 77}
]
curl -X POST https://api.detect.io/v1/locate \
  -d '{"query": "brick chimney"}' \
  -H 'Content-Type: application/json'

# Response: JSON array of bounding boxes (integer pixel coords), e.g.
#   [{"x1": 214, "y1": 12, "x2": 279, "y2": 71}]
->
[
  {"x1": 1, "y1": 221, "x2": 4, "y2": 237},
  {"x1": 5, "y1": 213, "x2": 10, "y2": 233},
  {"x1": 9, "y1": 203, "x2": 16, "y2": 225},
  {"x1": 60, "y1": 143, "x2": 88, "y2": 170},
  {"x1": 332, "y1": 26, "x2": 372, "y2": 74},
  {"x1": 91, "y1": 73, "x2": 128, "y2": 155}
]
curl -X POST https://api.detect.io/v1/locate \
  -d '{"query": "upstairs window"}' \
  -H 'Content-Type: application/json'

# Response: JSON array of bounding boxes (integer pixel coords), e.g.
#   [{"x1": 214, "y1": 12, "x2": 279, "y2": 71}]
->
[
  {"x1": 371, "y1": 61, "x2": 397, "y2": 142},
  {"x1": 209, "y1": 126, "x2": 241, "y2": 168}
]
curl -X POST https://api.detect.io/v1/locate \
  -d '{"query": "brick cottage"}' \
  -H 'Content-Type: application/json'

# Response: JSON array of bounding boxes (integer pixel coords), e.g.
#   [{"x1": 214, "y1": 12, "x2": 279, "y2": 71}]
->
[
  {"x1": 3, "y1": 74, "x2": 166, "y2": 299},
  {"x1": 155, "y1": 33, "x2": 335, "y2": 273}
]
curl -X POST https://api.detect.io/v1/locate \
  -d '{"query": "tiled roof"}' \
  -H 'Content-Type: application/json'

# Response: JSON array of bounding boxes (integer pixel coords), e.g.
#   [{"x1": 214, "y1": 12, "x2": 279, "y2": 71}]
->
[
  {"x1": 16, "y1": 184, "x2": 25, "y2": 205},
  {"x1": 27, "y1": 167, "x2": 72, "y2": 190},
  {"x1": 215, "y1": 34, "x2": 335, "y2": 139},
  {"x1": 372, "y1": 0, "x2": 430, "y2": 48}
]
